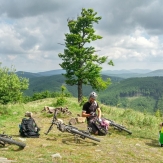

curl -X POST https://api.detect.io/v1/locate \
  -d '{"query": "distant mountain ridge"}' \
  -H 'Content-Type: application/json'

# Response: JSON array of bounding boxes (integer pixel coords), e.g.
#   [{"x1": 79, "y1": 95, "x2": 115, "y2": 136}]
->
[
  {"x1": 102, "y1": 69, "x2": 163, "y2": 78},
  {"x1": 16, "y1": 71, "x2": 42, "y2": 78},
  {"x1": 38, "y1": 69, "x2": 66, "y2": 76},
  {"x1": 146, "y1": 69, "x2": 163, "y2": 76},
  {"x1": 16, "y1": 69, "x2": 163, "y2": 79},
  {"x1": 16, "y1": 69, "x2": 66, "y2": 78},
  {"x1": 102, "y1": 69, "x2": 152, "y2": 74}
]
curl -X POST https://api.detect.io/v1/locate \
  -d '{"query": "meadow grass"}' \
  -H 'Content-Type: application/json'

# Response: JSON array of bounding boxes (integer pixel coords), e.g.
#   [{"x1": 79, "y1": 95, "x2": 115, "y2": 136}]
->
[{"x1": 0, "y1": 97, "x2": 163, "y2": 163}]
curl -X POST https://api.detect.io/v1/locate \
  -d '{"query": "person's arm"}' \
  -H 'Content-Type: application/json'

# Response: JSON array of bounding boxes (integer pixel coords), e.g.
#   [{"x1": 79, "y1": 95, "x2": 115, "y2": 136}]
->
[
  {"x1": 82, "y1": 111, "x2": 91, "y2": 117},
  {"x1": 97, "y1": 107, "x2": 102, "y2": 119}
]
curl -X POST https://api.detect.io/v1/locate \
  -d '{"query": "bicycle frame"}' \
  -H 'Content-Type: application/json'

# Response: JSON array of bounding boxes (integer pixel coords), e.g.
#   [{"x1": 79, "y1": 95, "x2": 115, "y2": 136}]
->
[{"x1": 45, "y1": 110, "x2": 100, "y2": 142}]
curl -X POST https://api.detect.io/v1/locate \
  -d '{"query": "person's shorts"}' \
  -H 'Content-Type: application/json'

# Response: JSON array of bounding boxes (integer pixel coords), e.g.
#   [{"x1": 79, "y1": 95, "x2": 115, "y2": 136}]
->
[{"x1": 88, "y1": 122, "x2": 98, "y2": 134}]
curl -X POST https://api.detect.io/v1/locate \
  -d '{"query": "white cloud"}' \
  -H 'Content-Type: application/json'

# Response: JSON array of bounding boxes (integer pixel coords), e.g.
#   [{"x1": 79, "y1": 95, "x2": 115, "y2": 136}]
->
[{"x1": 0, "y1": 0, "x2": 163, "y2": 72}]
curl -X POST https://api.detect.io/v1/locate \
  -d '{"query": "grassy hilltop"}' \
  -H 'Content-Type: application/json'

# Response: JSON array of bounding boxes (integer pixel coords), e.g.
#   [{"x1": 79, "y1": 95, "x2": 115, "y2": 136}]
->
[{"x1": 0, "y1": 97, "x2": 163, "y2": 163}]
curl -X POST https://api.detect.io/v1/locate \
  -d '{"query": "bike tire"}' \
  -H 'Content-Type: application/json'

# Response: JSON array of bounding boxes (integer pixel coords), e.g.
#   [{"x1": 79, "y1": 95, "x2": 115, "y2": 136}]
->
[
  {"x1": 0, "y1": 137, "x2": 26, "y2": 148},
  {"x1": 70, "y1": 128, "x2": 100, "y2": 142},
  {"x1": 111, "y1": 123, "x2": 132, "y2": 134}
]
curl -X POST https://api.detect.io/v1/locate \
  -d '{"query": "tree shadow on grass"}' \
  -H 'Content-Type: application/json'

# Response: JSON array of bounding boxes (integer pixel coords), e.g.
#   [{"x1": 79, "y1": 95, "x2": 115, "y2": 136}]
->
[
  {"x1": 45, "y1": 133, "x2": 73, "y2": 141},
  {"x1": 45, "y1": 134, "x2": 99, "y2": 146},
  {"x1": 61, "y1": 136, "x2": 99, "y2": 146}
]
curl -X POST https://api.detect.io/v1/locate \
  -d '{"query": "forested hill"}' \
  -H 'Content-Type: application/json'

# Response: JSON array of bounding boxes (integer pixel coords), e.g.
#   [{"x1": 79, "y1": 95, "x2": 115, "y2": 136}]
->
[
  {"x1": 99, "y1": 76, "x2": 163, "y2": 113},
  {"x1": 23, "y1": 74, "x2": 123, "y2": 97},
  {"x1": 16, "y1": 69, "x2": 66, "y2": 78},
  {"x1": 22, "y1": 72, "x2": 163, "y2": 114},
  {"x1": 17, "y1": 69, "x2": 163, "y2": 79}
]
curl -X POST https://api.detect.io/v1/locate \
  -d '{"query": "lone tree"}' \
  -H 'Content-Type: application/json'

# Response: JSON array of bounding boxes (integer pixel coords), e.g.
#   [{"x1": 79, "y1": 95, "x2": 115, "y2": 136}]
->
[
  {"x1": 0, "y1": 63, "x2": 29, "y2": 104},
  {"x1": 58, "y1": 8, "x2": 113, "y2": 102}
]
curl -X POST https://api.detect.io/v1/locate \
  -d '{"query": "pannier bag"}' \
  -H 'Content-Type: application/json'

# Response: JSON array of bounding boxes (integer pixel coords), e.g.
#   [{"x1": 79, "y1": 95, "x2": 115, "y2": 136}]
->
[{"x1": 93, "y1": 118, "x2": 108, "y2": 136}]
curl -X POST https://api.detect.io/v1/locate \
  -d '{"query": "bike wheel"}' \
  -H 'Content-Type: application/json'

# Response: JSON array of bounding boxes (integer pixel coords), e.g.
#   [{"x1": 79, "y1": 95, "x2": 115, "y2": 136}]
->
[
  {"x1": 71, "y1": 128, "x2": 100, "y2": 142},
  {"x1": 111, "y1": 123, "x2": 132, "y2": 134},
  {"x1": 0, "y1": 137, "x2": 26, "y2": 148}
]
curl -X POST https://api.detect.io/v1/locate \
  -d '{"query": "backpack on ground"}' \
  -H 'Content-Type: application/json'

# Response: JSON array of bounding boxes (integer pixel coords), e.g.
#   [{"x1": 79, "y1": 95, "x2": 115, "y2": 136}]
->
[
  {"x1": 19, "y1": 118, "x2": 40, "y2": 138},
  {"x1": 93, "y1": 118, "x2": 108, "y2": 136}
]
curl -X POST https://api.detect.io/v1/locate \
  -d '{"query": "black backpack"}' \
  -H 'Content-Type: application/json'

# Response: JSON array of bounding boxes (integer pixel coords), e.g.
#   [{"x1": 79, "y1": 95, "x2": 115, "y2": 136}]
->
[{"x1": 19, "y1": 118, "x2": 40, "y2": 138}]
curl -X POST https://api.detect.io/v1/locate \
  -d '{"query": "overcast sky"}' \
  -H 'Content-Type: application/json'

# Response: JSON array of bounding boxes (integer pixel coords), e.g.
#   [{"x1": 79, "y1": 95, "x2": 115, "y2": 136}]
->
[{"x1": 0, "y1": 0, "x2": 163, "y2": 72}]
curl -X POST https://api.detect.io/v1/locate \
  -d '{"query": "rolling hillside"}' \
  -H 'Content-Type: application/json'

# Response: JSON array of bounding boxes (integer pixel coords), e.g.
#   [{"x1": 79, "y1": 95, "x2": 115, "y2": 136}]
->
[
  {"x1": 17, "y1": 69, "x2": 163, "y2": 79},
  {"x1": 16, "y1": 69, "x2": 66, "y2": 78},
  {"x1": 23, "y1": 74, "x2": 123, "y2": 97},
  {"x1": 19, "y1": 69, "x2": 163, "y2": 114},
  {"x1": 16, "y1": 71, "x2": 42, "y2": 78},
  {"x1": 99, "y1": 76, "x2": 163, "y2": 113},
  {"x1": 23, "y1": 74, "x2": 66, "y2": 96},
  {"x1": 146, "y1": 69, "x2": 163, "y2": 76}
]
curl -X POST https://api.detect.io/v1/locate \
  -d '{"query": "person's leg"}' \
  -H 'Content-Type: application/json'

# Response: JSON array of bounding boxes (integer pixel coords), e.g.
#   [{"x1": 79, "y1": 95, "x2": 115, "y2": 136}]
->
[{"x1": 88, "y1": 122, "x2": 98, "y2": 135}]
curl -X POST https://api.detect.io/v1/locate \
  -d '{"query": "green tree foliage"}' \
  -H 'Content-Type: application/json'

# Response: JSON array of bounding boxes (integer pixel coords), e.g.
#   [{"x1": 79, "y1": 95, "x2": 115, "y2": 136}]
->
[
  {"x1": 22, "y1": 88, "x2": 72, "y2": 103},
  {"x1": 32, "y1": 91, "x2": 51, "y2": 101},
  {"x1": 55, "y1": 85, "x2": 70, "y2": 106},
  {"x1": 58, "y1": 8, "x2": 113, "y2": 102},
  {"x1": 0, "y1": 64, "x2": 29, "y2": 104}
]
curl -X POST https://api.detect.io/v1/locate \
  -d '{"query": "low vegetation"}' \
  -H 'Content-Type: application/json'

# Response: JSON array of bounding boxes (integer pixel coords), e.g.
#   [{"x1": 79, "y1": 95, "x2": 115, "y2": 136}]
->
[
  {"x1": 0, "y1": 64, "x2": 29, "y2": 105},
  {"x1": 0, "y1": 97, "x2": 163, "y2": 163}
]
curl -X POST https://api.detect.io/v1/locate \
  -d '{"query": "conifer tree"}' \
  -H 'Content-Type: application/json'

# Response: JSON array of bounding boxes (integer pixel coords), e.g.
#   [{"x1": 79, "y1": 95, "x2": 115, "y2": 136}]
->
[{"x1": 58, "y1": 8, "x2": 113, "y2": 102}]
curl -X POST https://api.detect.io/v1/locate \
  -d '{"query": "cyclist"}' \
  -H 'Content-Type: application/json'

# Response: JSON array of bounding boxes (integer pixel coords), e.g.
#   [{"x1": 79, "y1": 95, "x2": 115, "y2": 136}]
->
[
  {"x1": 82, "y1": 91, "x2": 109, "y2": 135},
  {"x1": 159, "y1": 122, "x2": 163, "y2": 147}
]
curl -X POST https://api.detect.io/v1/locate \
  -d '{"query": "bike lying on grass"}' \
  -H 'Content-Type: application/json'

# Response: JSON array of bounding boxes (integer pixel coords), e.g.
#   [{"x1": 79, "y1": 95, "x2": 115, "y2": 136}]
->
[
  {"x1": 45, "y1": 110, "x2": 100, "y2": 143},
  {"x1": 0, "y1": 132, "x2": 26, "y2": 148},
  {"x1": 104, "y1": 118, "x2": 132, "y2": 135}
]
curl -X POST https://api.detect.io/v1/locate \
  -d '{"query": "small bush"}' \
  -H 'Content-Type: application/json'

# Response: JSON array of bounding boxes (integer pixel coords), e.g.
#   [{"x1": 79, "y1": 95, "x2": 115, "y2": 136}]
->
[{"x1": 55, "y1": 97, "x2": 67, "y2": 106}]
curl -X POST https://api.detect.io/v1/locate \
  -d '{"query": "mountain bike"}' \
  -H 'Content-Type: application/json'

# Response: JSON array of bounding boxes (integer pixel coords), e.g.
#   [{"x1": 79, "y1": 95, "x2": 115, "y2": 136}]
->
[
  {"x1": 0, "y1": 132, "x2": 26, "y2": 148},
  {"x1": 104, "y1": 118, "x2": 132, "y2": 134},
  {"x1": 45, "y1": 110, "x2": 100, "y2": 143}
]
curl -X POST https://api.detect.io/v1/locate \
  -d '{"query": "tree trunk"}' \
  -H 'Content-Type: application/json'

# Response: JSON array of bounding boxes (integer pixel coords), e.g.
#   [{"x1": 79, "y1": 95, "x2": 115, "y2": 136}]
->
[{"x1": 78, "y1": 80, "x2": 82, "y2": 102}]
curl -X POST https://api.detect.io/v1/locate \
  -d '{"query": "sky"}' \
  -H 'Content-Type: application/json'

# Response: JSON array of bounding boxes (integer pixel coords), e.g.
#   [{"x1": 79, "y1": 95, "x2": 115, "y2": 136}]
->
[{"x1": 0, "y1": 0, "x2": 163, "y2": 73}]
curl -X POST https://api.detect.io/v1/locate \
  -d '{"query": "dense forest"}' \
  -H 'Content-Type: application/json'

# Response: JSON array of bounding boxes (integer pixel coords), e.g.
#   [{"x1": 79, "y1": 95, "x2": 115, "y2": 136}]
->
[
  {"x1": 21, "y1": 71, "x2": 163, "y2": 114},
  {"x1": 23, "y1": 74, "x2": 123, "y2": 97},
  {"x1": 99, "y1": 76, "x2": 163, "y2": 113}
]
